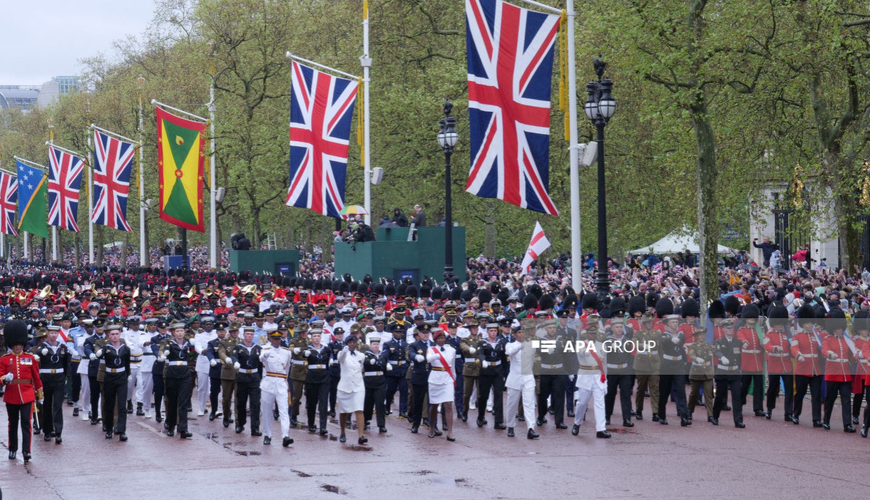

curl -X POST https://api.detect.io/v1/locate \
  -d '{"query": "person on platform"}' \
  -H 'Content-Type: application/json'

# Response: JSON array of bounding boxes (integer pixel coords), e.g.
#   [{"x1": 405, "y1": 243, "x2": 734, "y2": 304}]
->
[
  {"x1": 426, "y1": 329, "x2": 456, "y2": 441},
  {"x1": 337, "y1": 334, "x2": 367, "y2": 445},
  {"x1": 1, "y1": 320, "x2": 43, "y2": 461}
]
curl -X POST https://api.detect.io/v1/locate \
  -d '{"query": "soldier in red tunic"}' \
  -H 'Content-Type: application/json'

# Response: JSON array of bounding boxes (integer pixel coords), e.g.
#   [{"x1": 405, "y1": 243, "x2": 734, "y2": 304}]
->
[
  {"x1": 790, "y1": 304, "x2": 824, "y2": 427},
  {"x1": 821, "y1": 309, "x2": 855, "y2": 432},
  {"x1": 736, "y1": 304, "x2": 765, "y2": 417},
  {"x1": 762, "y1": 305, "x2": 793, "y2": 421},
  {"x1": 0, "y1": 320, "x2": 44, "y2": 461}
]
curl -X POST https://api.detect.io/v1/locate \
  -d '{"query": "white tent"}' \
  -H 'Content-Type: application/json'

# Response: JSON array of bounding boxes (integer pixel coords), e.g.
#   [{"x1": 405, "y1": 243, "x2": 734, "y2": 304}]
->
[{"x1": 627, "y1": 227, "x2": 731, "y2": 255}]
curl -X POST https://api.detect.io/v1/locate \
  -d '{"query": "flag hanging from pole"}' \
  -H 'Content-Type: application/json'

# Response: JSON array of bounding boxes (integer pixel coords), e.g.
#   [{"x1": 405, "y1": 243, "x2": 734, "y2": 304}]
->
[
  {"x1": 47, "y1": 146, "x2": 85, "y2": 232},
  {"x1": 286, "y1": 60, "x2": 358, "y2": 218},
  {"x1": 0, "y1": 172, "x2": 18, "y2": 236},
  {"x1": 465, "y1": 0, "x2": 561, "y2": 215},
  {"x1": 16, "y1": 161, "x2": 49, "y2": 238},
  {"x1": 156, "y1": 107, "x2": 205, "y2": 232},
  {"x1": 521, "y1": 221, "x2": 551, "y2": 274},
  {"x1": 92, "y1": 129, "x2": 135, "y2": 231}
]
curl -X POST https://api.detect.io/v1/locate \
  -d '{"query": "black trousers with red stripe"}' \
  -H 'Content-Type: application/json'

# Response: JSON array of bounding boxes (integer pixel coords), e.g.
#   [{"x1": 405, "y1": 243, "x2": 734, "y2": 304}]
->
[{"x1": 6, "y1": 402, "x2": 33, "y2": 453}]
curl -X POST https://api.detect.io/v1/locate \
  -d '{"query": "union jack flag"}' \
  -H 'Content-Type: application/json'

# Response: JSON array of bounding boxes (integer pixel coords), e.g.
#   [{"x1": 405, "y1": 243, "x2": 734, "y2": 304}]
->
[
  {"x1": 47, "y1": 146, "x2": 85, "y2": 232},
  {"x1": 92, "y1": 129, "x2": 135, "y2": 232},
  {"x1": 0, "y1": 172, "x2": 17, "y2": 236},
  {"x1": 286, "y1": 61, "x2": 358, "y2": 218},
  {"x1": 465, "y1": 0, "x2": 561, "y2": 215}
]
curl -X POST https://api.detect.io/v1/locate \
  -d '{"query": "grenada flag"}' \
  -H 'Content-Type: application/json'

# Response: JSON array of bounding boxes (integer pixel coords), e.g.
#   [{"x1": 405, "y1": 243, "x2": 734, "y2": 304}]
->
[{"x1": 156, "y1": 107, "x2": 205, "y2": 232}]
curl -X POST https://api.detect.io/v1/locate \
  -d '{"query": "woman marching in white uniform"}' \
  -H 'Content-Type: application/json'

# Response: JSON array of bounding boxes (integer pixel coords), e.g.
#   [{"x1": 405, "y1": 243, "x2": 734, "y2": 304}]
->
[
  {"x1": 337, "y1": 335, "x2": 367, "y2": 445},
  {"x1": 426, "y1": 329, "x2": 457, "y2": 441}
]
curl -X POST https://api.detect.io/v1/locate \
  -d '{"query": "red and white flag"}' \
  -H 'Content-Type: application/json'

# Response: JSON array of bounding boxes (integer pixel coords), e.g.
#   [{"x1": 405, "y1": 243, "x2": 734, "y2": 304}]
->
[{"x1": 520, "y1": 221, "x2": 550, "y2": 274}]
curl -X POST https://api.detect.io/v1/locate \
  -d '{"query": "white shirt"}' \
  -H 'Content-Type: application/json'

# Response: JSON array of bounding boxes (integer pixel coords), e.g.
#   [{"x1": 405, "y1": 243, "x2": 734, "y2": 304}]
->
[
  {"x1": 505, "y1": 341, "x2": 535, "y2": 390},
  {"x1": 258, "y1": 299, "x2": 276, "y2": 312},
  {"x1": 194, "y1": 330, "x2": 218, "y2": 372},
  {"x1": 259, "y1": 345, "x2": 291, "y2": 394},
  {"x1": 337, "y1": 347, "x2": 364, "y2": 393},
  {"x1": 426, "y1": 344, "x2": 456, "y2": 386}
]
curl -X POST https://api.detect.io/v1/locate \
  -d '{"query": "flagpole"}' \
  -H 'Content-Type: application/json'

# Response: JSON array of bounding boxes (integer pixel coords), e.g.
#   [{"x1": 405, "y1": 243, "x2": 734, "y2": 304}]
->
[
  {"x1": 361, "y1": 0, "x2": 372, "y2": 226},
  {"x1": 138, "y1": 76, "x2": 147, "y2": 267},
  {"x1": 208, "y1": 74, "x2": 217, "y2": 269},
  {"x1": 48, "y1": 123, "x2": 59, "y2": 264},
  {"x1": 150, "y1": 100, "x2": 207, "y2": 123},
  {"x1": 566, "y1": 0, "x2": 582, "y2": 293},
  {"x1": 0, "y1": 154, "x2": 4, "y2": 259},
  {"x1": 87, "y1": 127, "x2": 94, "y2": 265},
  {"x1": 285, "y1": 53, "x2": 359, "y2": 80}
]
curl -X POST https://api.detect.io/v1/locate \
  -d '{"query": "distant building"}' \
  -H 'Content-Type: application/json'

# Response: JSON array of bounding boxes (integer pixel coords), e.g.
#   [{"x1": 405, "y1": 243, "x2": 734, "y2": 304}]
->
[{"x1": 0, "y1": 76, "x2": 79, "y2": 112}]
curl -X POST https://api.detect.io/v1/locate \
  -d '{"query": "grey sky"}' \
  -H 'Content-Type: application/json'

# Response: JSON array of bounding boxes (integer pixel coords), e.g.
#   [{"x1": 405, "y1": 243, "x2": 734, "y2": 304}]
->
[{"x1": 0, "y1": 0, "x2": 156, "y2": 84}]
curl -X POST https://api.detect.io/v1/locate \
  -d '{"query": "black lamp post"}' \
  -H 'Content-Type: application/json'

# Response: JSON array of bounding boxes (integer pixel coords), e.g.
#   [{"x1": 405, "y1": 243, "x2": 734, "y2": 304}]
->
[
  {"x1": 437, "y1": 100, "x2": 458, "y2": 278},
  {"x1": 585, "y1": 58, "x2": 616, "y2": 301}
]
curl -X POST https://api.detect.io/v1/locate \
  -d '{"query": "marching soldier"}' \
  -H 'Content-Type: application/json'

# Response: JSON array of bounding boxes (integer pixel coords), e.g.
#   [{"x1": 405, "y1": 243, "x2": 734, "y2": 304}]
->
[
  {"x1": 536, "y1": 319, "x2": 569, "y2": 429},
  {"x1": 604, "y1": 317, "x2": 634, "y2": 427},
  {"x1": 363, "y1": 336, "x2": 389, "y2": 433},
  {"x1": 217, "y1": 322, "x2": 241, "y2": 428},
  {"x1": 259, "y1": 329, "x2": 294, "y2": 447},
  {"x1": 459, "y1": 322, "x2": 482, "y2": 423},
  {"x1": 159, "y1": 322, "x2": 194, "y2": 439},
  {"x1": 571, "y1": 320, "x2": 610, "y2": 438},
  {"x1": 1, "y1": 320, "x2": 43, "y2": 461},
  {"x1": 791, "y1": 304, "x2": 823, "y2": 427},
  {"x1": 231, "y1": 326, "x2": 263, "y2": 437},
  {"x1": 327, "y1": 325, "x2": 344, "y2": 417},
  {"x1": 821, "y1": 309, "x2": 855, "y2": 432},
  {"x1": 736, "y1": 304, "x2": 765, "y2": 417},
  {"x1": 121, "y1": 316, "x2": 143, "y2": 415},
  {"x1": 150, "y1": 320, "x2": 171, "y2": 423},
  {"x1": 288, "y1": 323, "x2": 310, "y2": 427},
  {"x1": 632, "y1": 312, "x2": 660, "y2": 421},
  {"x1": 763, "y1": 305, "x2": 793, "y2": 421},
  {"x1": 83, "y1": 318, "x2": 107, "y2": 426},
  {"x1": 712, "y1": 318, "x2": 745, "y2": 428},
  {"x1": 205, "y1": 321, "x2": 229, "y2": 421},
  {"x1": 383, "y1": 325, "x2": 409, "y2": 419},
  {"x1": 658, "y1": 314, "x2": 689, "y2": 426},
  {"x1": 136, "y1": 318, "x2": 159, "y2": 417},
  {"x1": 687, "y1": 326, "x2": 715, "y2": 423},
  {"x1": 505, "y1": 325, "x2": 538, "y2": 439},
  {"x1": 35, "y1": 326, "x2": 70, "y2": 443},
  {"x1": 476, "y1": 323, "x2": 507, "y2": 430},
  {"x1": 98, "y1": 324, "x2": 131, "y2": 441},
  {"x1": 304, "y1": 328, "x2": 332, "y2": 435},
  {"x1": 408, "y1": 323, "x2": 432, "y2": 433}
]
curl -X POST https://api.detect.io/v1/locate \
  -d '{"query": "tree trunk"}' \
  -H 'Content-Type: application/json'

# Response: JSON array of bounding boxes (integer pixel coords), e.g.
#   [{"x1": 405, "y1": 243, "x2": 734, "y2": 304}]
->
[
  {"x1": 251, "y1": 208, "x2": 261, "y2": 248},
  {"x1": 693, "y1": 106, "x2": 719, "y2": 317}
]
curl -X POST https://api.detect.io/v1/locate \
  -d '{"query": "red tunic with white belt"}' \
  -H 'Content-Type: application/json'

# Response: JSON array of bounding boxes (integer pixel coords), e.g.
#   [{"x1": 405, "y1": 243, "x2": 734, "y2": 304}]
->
[
  {"x1": 790, "y1": 330, "x2": 824, "y2": 377},
  {"x1": 0, "y1": 352, "x2": 43, "y2": 405},
  {"x1": 822, "y1": 334, "x2": 852, "y2": 383},
  {"x1": 763, "y1": 329, "x2": 792, "y2": 374},
  {"x1": 737, "y1": 326, "x2": 764, "y2": 373}
]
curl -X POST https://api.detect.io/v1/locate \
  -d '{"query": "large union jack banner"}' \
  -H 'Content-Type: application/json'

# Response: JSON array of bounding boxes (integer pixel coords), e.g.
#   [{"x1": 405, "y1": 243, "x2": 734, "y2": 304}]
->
[
  {"x1": 92, "y1": 129, "x2": 135, "y2": 231},
  {"x1": 465, "y1": 0, "x2": 561, "y2": 215},
  {"x1": 0, "y1": 172, "x2": 17, "y2": 236},
  {"x1": 286, "y1": 60, "x2": 358, "y2": 218},
  {"x1": 47, "y1": 146, "x2": 85, "y2": 232}
]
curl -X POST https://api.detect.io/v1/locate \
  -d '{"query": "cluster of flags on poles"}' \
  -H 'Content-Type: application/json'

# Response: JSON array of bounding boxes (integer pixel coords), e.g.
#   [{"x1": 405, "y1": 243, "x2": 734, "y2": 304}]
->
[{"x1": 6, "y1": 0, "x2": 566, "y2": 254}]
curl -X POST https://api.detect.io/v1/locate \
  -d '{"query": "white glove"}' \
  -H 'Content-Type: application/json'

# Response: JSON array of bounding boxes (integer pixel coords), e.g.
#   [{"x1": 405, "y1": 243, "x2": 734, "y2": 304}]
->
[
  {"x1": 224, "y1": 358, "x2": 233, "y2": 365},
  {"x1": 157, "y1": 355, "x2": 166, "y2": 362},
  {"x1": 40, "y1": 348, "x2": 49, "y2": 356},
  {"x1": 95, "y1": 349, "x2": 103, "y2": 358},
  {"x1": 303, "y1": 350, "x2": 311, "y2": 357},
  {"x1": 38, "y1": 399, "x2": 44, "y2": 405},
  {"x1": 415, "y1": 354, "x2": 424, "y2": 363},
  {"x1": 3, "y1": 373, "x2": 12, "y2": 383},
  {"x1": 742, "y1": 342, "x2": 750, "y2": 349},
  {"x1": 546, "y1": 348, "x2": 555, "y2": 355},
  {"x1": 89, "y1": 353, "x2": 97, "y2": 361},
  {"x1": 368, "y1": 358, "x2": 376, "y2": 365},
  {"x1": 210, "y1": 359, "x2": 217, "y2": 367},
  {"x1": 233, "y1": 362, "x2": 241, "y2": 370},
  {"x1": 468, "y1": 347, "x2": 477, "y2": 355},
  {"x1": 293, "y1": 347, "x2": 301, "y2": 355},
  {"x1": 720, "y1": 357, "x2": 729, "y2": 366},
  {"x1": 773, "y1": 346, "x2": 782, "y2": 353},
  {"x1": 163, "y1": 350, "x2": 170, "y2": 357},
  {"x1": 669, "y1": 336, "x2": 678, "y2": 344},
  {"x1": 482, "y1": 360, "x2": 490, "y2": 368},
  {"x1": 797, "y1": 354, "x2": 805, "y2": 363},
  {"x1": 569, "y1": 375, "x2": 575, "y2": 382},
  {"x1": 386, "y1": 364, "x2": 393, "y2": 371}
]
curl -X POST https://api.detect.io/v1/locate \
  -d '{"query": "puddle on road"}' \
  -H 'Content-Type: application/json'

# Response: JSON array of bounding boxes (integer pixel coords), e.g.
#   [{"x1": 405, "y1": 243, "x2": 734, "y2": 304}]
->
[
  {"x1": 292, "y1": 469, "x2": 312, "y2": 478},
  {"x1": 234, "y1": 450, "x2": 262, "y2": 456},
  {"x1": 321, "y1": 484, "x2": 343, "y2": 494}
]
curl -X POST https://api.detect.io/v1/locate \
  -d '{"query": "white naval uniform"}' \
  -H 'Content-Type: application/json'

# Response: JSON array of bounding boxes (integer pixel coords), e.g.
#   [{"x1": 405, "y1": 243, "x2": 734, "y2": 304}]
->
[
  {"x1": 336, "y1": 346, "x2": 365, "y2": 413},
  {"x1": 136, "y1": 329, "x2": 157, "y2": 413},
  {"x1": 505, "y1": 340, "x2": 536, "y2": 431},
  {"x1": 122, "y1": 328, "x2": 145, "y2": 404},
  {"x1": 426, "y1": 344, "x2": 456, "y2": 404},
  {"x1": 194, "y1": 330, "x2": 218, "y2": 413},
  {"x1": 75, "y1": 335, "x2": 91, "y2": 419},
  {"x1": 259, "y1": 345, "x2": 292, "y2": 439},
  {"x1": 573, "y1": 339, "x2": 607, "y2": 432}
]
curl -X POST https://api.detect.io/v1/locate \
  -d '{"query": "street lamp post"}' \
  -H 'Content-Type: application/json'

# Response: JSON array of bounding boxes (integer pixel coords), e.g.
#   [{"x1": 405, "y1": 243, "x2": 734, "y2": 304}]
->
[
  {"x1": 437, "y1": 101, "x2": 458, "y2": 278},
  {"x1": 585, "y1": 58, "x2": 616, "y2": 301}
]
